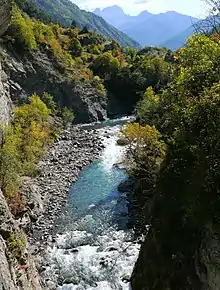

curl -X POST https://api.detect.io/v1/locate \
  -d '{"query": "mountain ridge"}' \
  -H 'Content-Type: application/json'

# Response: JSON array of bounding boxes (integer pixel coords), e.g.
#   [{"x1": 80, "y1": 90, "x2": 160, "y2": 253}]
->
[
  {"x1": 16, "y1": 0, "x2": 140, "y2": 48},
  {"x1": 94, "y1": 5, "x2": 200, "y2": 49}
]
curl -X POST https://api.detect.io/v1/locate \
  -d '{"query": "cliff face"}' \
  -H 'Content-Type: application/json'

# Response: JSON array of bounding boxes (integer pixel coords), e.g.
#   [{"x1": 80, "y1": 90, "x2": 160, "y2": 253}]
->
[
  {"x1": 0, "y1": 2, "x2": 43, "y2": 289},
  {"x1": 0, "y1": 0, "x2": 12, "y2": 36},
  {"x1": 1, "y1": 46, "x2": 107, "y2": 124},
  {"x1": 0, "y1": 61, "x2": 12, "y2": 123},
  {"x1": 196, "y1": 226, "x2": 220, "y2": 290},
  {"x1": 131, "y1": 225, "x2": 220, "y2": 290},
  {"x1": 0, "y1": 190, "x2": 43, "y2": 290},
  {"x1": 0, "y1": 0, "x2": 12, "y2": 123}
]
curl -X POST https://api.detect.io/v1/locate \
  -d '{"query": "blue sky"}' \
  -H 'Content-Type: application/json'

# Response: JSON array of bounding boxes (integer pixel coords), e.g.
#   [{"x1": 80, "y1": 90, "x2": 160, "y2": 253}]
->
[{"x1": 72, "y1": 0, "x2": 209, "y2": 18}]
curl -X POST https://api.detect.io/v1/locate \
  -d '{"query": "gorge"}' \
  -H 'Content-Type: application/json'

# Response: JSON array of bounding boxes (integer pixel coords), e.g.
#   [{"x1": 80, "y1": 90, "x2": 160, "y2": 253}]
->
[{"x1": 1, "y1": 0, "x2": 220, "y2": 289}]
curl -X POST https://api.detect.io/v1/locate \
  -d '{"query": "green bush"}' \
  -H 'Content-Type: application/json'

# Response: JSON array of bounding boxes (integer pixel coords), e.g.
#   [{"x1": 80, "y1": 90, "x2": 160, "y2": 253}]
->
[
  {"x1": 10, "y1": 7, "x2": 37, "y2": 50},
  {"x1": 7, "y1": 233, "x2": 26, "y2": 260},
  {"x1": 60, "y1": 107, "x2": 75, "y2": 128}
]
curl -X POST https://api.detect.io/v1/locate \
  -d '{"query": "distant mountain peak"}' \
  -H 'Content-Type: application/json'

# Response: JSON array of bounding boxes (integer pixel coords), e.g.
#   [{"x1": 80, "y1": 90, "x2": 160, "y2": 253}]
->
[
  {"x1": 138, "y1": 10, "x2": 151, "y2": 16},
  {"x1": 93, "y1": 8, "x2": 101, "y2": 13},
  {"x1": 103, "y1": 5, "x2": 124, "y2": 12},
  {"x1": 93, "y1": 5, "x2": 200, "y2": 49}
]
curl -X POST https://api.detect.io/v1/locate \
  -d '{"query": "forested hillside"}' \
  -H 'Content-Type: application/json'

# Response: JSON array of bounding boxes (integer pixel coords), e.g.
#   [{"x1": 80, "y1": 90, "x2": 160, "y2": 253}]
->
[
  {"x1": 2, "y1": 5, "x2": 172, "y2": 118},
  {"x1": 1, "y1": 0, "x2": 220, "y2": 288},
  {"x1": 116, "y1": 3, "x2": 220, "y2": 288},
  {"x1": 0, "y1": 2, "x2": 173, "y2": 210},
  {"x1": 14, "y1": 0, "x2": 140, "y2": 48}
]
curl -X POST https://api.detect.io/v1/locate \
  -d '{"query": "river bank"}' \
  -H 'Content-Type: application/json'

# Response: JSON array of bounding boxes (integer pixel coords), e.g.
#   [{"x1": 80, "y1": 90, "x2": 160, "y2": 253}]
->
[
  {"x1": 32, "y1": 117, "x2": 141, "y2": 290},
  {"x1": 25, "y1": 126, "x2": 105, "y2": 248}
]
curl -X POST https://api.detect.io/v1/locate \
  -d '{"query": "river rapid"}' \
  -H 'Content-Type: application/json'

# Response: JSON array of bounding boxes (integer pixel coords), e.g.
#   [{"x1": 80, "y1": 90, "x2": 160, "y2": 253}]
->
[{"x1": 43, "y1": 117, "x2": 141, "y2": 290}]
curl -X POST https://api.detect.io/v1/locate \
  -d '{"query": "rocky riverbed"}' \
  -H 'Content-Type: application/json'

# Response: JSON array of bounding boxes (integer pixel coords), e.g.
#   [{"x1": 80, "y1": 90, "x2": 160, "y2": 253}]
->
[{"x1": 25, "y1": 126, "x2": 105, "y2": 248}]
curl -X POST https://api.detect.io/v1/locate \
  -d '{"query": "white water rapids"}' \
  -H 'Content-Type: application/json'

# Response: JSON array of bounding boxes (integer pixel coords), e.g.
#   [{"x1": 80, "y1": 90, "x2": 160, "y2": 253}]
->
[{"x1": 43, "y1": 118, "x2": 141, "y2": 290}]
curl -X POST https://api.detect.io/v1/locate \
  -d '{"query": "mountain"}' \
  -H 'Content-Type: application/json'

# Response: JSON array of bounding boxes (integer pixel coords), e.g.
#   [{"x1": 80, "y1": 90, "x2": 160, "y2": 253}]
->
[
  {"x1": 15, "y1": 0, "x2": 139, "y2": 48},
  {"x1": 94, "y1": 6, "x2": 200, "y2": 48},
  {"x1": 93, "y1": 5, "x2": 131, "y2": 28},
  {"x1": 162, "y1": 15, "x2": 220, "y2": 50},
  {"x1": 162, "y1": 25, "x2": 196, "y2": 50}
]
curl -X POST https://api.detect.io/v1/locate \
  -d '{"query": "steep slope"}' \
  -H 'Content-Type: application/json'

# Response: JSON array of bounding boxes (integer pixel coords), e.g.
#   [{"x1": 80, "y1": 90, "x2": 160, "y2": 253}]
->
[
  {"x1": 162, "y1": 15, "x2": 219, "y2": 50},
  {"x1": 0, "y1": 0, "x2": 12, "y2": 123},
  {"x1": 17, "y1": 0, "x2": 140, "y2": 48},
  {"x1": 162, "y1": 25, "x2": 196, "y2": 50},
  {"x1": 94, "y1": 5, "x2": 135, "y2": 28},
  {"x1": 94, "y1": 6, "x2": 199, "y2": 47},
  {"x1": 0, "y1": 2, "x2": 45, "y2": 289},
  {"x1": 0, "y1": 0, "x2": 12, "y2": 35}
]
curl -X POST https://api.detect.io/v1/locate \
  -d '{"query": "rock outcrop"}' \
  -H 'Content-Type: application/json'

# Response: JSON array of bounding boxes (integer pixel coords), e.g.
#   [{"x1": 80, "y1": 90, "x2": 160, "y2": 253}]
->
[
  {"x1": 0, "y1": 60, "x2": 12, "y2": 123},
  {"x1": 131, "y1": 224, "x2": 220, "y2": 290},
  {"x1": 0, "y1": 0, "x2": 12, "y2": 123},
  {"x1": 0, "y1": 190, "x2": 43, "y2": 290},
  {"x1": 0, "y1": 3, "x2": 44, "y2": 288},
  {"x1": 196, "y1": 226, "x2": 220, "y2": 290},
  {"x1": 0, "y1": 0, "x2": 12, "y2": 36},
  {"x1": 1, "y1": 47, "x2": 107, "y2": 124}
]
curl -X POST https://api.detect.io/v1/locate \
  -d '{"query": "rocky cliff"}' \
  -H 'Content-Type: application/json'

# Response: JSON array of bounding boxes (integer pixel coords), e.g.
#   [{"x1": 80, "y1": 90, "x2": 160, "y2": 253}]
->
[
  {"x1": 0, "y1": 61, "x2": 12, "y2": 123},
  {"x1": 0, "y1": 0, "x2": 12, "y2": 123},
  {"x1": 0, "y1": 46, "x2": 107, "y2": 124},
  {"x1": 131, "y1": 224, "x2": 220, "y2": 290},
  {"x1": 0, "y1": 0, "x2": 12, "y2": 36},
  {"x1": 0, "y1": 2, "x2": 43, "y2": 289},
  {"x1": 0, "y1": 190, "x2": 43, "y2": 290}
]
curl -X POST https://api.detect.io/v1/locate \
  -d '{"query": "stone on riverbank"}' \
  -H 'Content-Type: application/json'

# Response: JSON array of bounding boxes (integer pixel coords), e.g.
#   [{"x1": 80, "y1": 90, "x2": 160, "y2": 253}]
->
[{"x1": 25, "y1": 126, "x2": 103, "y2": 246}]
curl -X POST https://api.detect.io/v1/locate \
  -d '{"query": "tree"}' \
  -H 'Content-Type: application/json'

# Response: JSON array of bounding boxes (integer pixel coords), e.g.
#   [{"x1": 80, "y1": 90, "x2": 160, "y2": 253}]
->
[
  {"x1": 13, "y1": 94, "x2": 52, "y2": 174},
  {"x1": 10, "y1": 6, "x2": 37, "y2": 50},
  {"x1": 80, "y1": 26, "x2": 89, "y2": 34},
  {"x1": 0, "y1": 94, "x2": 53, "y2": 198},
  {"x1": 42, "y1": 92, "x2": 57, "y2": 114},
  {"x1": 0, "y1": 126, "x2": 21, "y2": 199},
  {"x1": 91, "y1": 52, "x2": 120, "y2": 77},
  {"x1": 71, "y1": 20, "x2": 77, "y2": 28},
  {"x1": 61, "y1": 107, "x2": 75, "y2": 128},
  {"x1": 69, "y1": 38, "x2": 83, "y2": 57},
  {"x1": 137, "y1": 87, "x2": 160, "y2": 125},
  {"x1": 122, "y1": 123, "x2": 166, "y2": 174},
  {"x1": 194, "y1": 0, "x2": 220, "y2": 37},
  {"x1": 125, "y1": 47, "x2": 137, "y2": 62}
]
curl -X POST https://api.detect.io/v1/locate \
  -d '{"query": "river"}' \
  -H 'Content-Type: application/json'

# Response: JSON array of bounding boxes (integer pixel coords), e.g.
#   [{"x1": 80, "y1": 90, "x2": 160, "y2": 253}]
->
[{"x1": 43, "y1": 117, "x2": 140, "y2": 290}]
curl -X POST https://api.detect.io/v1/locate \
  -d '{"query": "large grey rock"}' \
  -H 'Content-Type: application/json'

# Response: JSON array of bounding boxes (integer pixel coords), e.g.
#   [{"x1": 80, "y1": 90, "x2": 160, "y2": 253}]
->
[
  {"x1": 0, "y1": 61, "x2": 12, "y2": 123},
  {"x1": 0, "y1": 0, "x2": 12, "y2": 36},
  {"x1": 0, "y1": 189, "x2": 43, "y2": 290},
  {"x1": 0, "y1": 236, "x2": 16, "y2": 290},
  {"x1": 1, "y1": 48, "x2": 107, "y2": 124},
  {"x1": 0, "y1": 0, "x2": 13, "y2": 124},
  {"x1": 197, "y1": 226, "x2": 220, "y2": 290}
]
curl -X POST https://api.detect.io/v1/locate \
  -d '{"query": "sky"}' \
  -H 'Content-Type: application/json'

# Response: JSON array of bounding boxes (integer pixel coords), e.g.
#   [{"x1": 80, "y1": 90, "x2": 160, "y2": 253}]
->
[{"x1": 72, "y1": 0, "x2": 210, "y2": 18}]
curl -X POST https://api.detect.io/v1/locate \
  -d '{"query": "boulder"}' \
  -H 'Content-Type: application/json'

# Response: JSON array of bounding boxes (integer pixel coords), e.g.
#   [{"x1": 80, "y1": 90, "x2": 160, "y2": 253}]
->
[
  {"x1": 117, "y1": 137, "x2": 129, "y2": 146},
  {"x1": 118, "y1": 179, "x2": 135, "y2": 193},
  {"x1": 1, "y1": 49, "x2": 107, "y2": 124}
]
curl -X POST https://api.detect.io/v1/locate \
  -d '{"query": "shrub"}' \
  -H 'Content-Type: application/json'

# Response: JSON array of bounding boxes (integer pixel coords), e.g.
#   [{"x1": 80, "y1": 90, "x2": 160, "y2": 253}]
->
[
  {"x1": 10, "y1": 7, "x2": 37, "y2": 50},
  {"x1": 61, "y1": 107, "x2": 75, "y2": 128},
  {"x1": 7, "y1": 233, "x2": 26, "y2": 260},
  {"x1": 69, "y1": 38, "x2": 83, "y2": 57}
]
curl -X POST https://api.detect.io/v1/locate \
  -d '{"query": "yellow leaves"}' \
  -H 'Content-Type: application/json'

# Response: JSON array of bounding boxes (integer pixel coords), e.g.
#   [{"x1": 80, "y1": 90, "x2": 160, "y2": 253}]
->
[
  {"x1": 14, "y1": 94, "x2": 51, "y2": 126},
  {"x1": 0, "y1": 93, "x2": 54, "y2": 198},
  {"x1": 11, "y1": 7, "x2": 37, "y2": 50},
  {"x1": 33, "y1": 21, "x2": 55, "y2": 45},
  {"x1": 122, "y1": 123, "x2": 166, "y2": 164},
  {"x1": 13, "y1": 94, "x2": 52, "y2": 172},
  {"x1": 123, "y1": 123, "x2": 160, "y2": 146}
]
